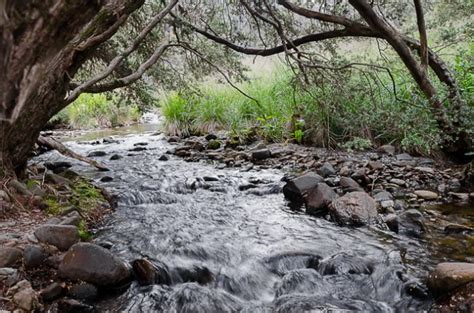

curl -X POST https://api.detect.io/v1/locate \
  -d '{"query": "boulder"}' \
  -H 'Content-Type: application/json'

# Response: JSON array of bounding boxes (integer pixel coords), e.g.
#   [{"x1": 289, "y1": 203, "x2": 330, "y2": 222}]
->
[
  {"x1": 251, "y1": 149, "x2": 272, "y2": 161},
  {"x1": 59, "y1": 243, "x2": 131, "y2": 286},
  {"x1": 159, "y1": 154, "x2": 170, "y2": 161},
  {"x1": 368, "y1": 161, "x2": 384, "y2": 171},
  {"x1": 34, "y1": 225, "x2": 79, "y2": 251},
  {"x1": 329, "y1": 192, "x2": 378, "y2": 226},
  {"x1": 305, "y1": 183, "x2": 337, "y2": 215},
  {"x1": 384, "y1": 214, "x2": 399, "y2": 233},
  {"x1": 57, "y1": 299, "x2": 94, "y2": 312},
  {"x1": 318, "y1": 162, "x2": 336, "y2": 177},
  {"x1": 23, "y1": 245, "x2": 48, "y2": 269},
  {"x1": 414, "y1": 190, "x2": 438, "y2": 200},
  {"x1": 428, "y1": 262, "x2": 474, "y2": 295},
  {"x1": 430, "y1": 282, "x2": 474, "y2": 312},
  {"x1": 0, "y1": 247, "x2": 22, "y2": 267},
  {"x1": 100, "y1": 176, "x2": 114, "y2": 182},
  {"x1": 40, "y1": 282, "x2": 64, "y2": 301},
  {"x1": 339, "y1": 177, "x2": 363, "y2": 192},
  {"x1": 60, "y1": 211, "x2": 82, "y2": 226},
  {"x1": 283, "y1": 172, "x2": 324, "y2": 202}
]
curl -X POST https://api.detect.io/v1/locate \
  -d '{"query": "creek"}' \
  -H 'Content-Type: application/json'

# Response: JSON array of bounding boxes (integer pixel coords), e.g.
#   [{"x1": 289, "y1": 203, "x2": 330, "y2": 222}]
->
[{"x1": 36, "y1": 124, "x2": 473, "y2": 312}]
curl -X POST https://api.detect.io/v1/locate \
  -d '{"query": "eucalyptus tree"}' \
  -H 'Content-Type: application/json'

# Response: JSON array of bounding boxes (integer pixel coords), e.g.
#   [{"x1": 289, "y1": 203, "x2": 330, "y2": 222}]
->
[{"x1": 174, "y1": 0, "x2": 472, "y2": 158}]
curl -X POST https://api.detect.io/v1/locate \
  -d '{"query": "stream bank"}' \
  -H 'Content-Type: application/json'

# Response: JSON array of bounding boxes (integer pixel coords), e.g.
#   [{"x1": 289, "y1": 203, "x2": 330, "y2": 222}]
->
[{"x1": 1, "y1": 124, "x2": 473, "y2": 312}]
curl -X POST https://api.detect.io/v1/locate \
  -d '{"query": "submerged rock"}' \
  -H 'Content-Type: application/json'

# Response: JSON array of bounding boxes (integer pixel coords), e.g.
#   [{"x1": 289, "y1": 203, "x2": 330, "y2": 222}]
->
[
  {"x1": 87, "y1": 151, "x2": 107, "y2": 157},
  {"x1": 59, "y1": 243, "x2": 131, "y2": 287},
  {"x1": 428, "y1": 262, "x2": 474, "y2": 295},
  {"x1": 131, "y1": 259, "x2": 171, "y2": 286},
  {"x1": 329, "y1": 192, "x2": 378, "y2": 226},
  {"x1": 318, "y1": 253, "x2": 374, "y2": 275}
]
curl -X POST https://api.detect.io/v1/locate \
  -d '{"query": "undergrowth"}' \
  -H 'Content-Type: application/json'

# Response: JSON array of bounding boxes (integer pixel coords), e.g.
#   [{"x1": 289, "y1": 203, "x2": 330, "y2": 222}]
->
[{"x1": 161, "y1": 46, "x2": 473, "y2": 155}]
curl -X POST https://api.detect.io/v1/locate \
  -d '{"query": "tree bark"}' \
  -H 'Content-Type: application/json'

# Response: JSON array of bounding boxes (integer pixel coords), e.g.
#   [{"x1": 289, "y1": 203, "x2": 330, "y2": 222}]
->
[{"x1": 0, "y1": 0, "x2": 144, "y2": 177}]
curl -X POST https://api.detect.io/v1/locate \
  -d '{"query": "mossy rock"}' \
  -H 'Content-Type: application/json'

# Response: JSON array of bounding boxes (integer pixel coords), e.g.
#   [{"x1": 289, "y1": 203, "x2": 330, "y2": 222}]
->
[{"x1": 207, "y1": 140, "x2": 222, "y2": 150}]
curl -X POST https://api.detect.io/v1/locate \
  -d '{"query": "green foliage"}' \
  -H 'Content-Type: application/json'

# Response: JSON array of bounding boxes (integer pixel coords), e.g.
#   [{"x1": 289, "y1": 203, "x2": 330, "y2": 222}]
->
[
  {"x1": 52, "y1": 93, "x2": 140, "y2": 129},
  {"x1": 161, "y1": 49, "x2": 473, "y2": 155},
  {"x1": 342, "y1": 137, "x2": 373, "y2": 152},
  {"x1": 78, "y1": 220, "x2": 93, "y2": 241}
]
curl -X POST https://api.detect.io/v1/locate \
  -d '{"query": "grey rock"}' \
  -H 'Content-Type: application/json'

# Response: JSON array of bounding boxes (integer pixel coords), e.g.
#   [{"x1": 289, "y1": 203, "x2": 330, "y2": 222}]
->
[
  {"x1": 414, "y1": 190, "x2": 438, "y2": 200},
  {"x1": 68, "y1": 283, "x2": 98, "y2": 300},
  {"x1": 0, "y1": 190, "x2": 11, "y2": 201},
  {"x1": 396, "y1": 153, "x2": 413, "y2": 161},
  {"x1": 368, "y1": 161, "x2": 384, "y2": 171},
  {"x1": 305, "y1": 183, "x2": 337, "y2": 215},
  {"x1": 24, "y1": 245, "x2": 48, "y2": 269},
  {"x1": 414, "y1": 166, "x2": 435, "y2": 175},
  {"x1": 318, "y1": 162, "x2": 336, "y2": 177},
  {"x1": 398, "y1": 209, "x2": 426, "y2": 237},
  {"x1": 60, "y1": 211, "x2": 82, "y2": 226},
  {"x1": 8, "y1": 280, "x2": 39, "y2": 312},
  {"x1": 373, "y1": 191, "x2": 393, "y2": 202},
  {"x1": 329, "y1": 192, "x2": 378, "y2": 226},
  {"x1": 57, "y1": 299, "x2": 94, "y2": 312},
  {"x1": 251, "y1": 149, "x2": 272, "y2": 161},
  {"x1": 390, "y1": 178, "x2": 406, "y2": 186},
  {"x1": 159, "y1": 154, "x2": 170, "y2": 161},
  {"x1": 110, "y1": 154, "x2": 122, "y2": 160},
  {"x1": 0, "y1": 247, "x2": 22, "y2": 267},
  {"x1": 40, "y1": 282, "x2": 64, "y2": 301},
  {"x1": 378, "y1": 145, "x2": 396, "y2": 155},
  {"x1": 339, "y1": 177, "x2": 363, "y2": 192},
  {"x1": 384, "y1": 214, "x2": 399, "y2": 233},
  {"x1": 132, "y1": 259, "x2": 171, "y2": 286},
  {"x1": 87, "y1": 151, "x2": 107, "y2": 157},
  {"x1": 283, "y1": 172, "x2": 324, "y2": 202},
  {"x1": 99, "y1": 175, "x2": 113, "y2": 183},
  {"x1": 428, "y1": 262, "x2": 474, "y2": 295},
  {"x1": 34, "y1": 225, "x2": 79, "y2": 251},
  {"x1": 59, "y1": 243, "x2": 131, "y2": 286}
]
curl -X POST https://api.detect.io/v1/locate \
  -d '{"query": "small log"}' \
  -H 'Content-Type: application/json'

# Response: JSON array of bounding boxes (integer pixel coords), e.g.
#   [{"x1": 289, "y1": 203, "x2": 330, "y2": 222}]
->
[{"x1": 37, "y1": 136, "x2": 109, "y2": 171}]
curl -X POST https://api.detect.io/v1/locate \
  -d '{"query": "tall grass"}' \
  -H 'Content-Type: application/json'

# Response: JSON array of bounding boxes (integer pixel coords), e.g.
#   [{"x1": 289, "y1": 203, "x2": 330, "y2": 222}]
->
[
  {"x1": 52, "y1": 93, "x2": 141, "y2": 129},
  {"x1": 161, "y1": 47, "x2": 473, "y2": 154}
]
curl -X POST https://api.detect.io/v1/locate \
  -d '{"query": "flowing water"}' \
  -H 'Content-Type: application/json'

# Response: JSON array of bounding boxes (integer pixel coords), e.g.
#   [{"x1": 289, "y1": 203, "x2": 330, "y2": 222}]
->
[{"x1": 36, "y1": 125, "x2": 474, "y2": 312}]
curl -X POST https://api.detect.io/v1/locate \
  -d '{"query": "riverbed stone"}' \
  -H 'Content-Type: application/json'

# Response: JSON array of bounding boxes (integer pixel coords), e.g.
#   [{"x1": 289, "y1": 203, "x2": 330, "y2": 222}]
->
[
  {"x1": 0, "y1": 247, "x2": 22, "y2": 267},
  {"x1": 59, "y1": 243, "x2": 131, "y2": 286},
  {"x1": 305, "y1": 183, "x2": 337, "y2": 215},
  {"x1": 378, "y1": 145, "x2": 396, "y2": 155},
  {"x1": 329, "y1": 192, "x2": 378, "y2": 226},
  {"x1": 318, "y1": 162, "x2": 336, "y2": 177},
  {"x1": 34, "y1": 225, "x2": 79, "y2": 251},
  {"x1": 8, "y1": 280, "x2": 39, "y2": 312},
  {"x1": 40, "y1": 282, "x2": 64, "y2": 301},
  {"x1": 110, "y1": 154, "x2": 122, "y2": 160},
  {"x1": 339, "y1": 177, "x2": 363, "y2": 192},
  {"x1": 283, "y1": 172, "x2": 324, "y2": 202},
  {"x1": 398, "y1": 209, "x2": 426, "y2": 237},
  {"x1": 68, "y1": 283, "x2": 98, "y2": 300},
  {"x1": 252, "y1": 149, "x2": 272, "y2": 161},
  {"x1": 428, "y1": 262, "x2": 474, "y2": 295},
  {"x1": 414, "y1": 190, "x2": 438, "y2": 200},
  {"x1": 23, "y1": 245, "x2": 48, "y2": 269},
  {"x1": 87, "y1": 150, "x2": 107, "y2": 157}
]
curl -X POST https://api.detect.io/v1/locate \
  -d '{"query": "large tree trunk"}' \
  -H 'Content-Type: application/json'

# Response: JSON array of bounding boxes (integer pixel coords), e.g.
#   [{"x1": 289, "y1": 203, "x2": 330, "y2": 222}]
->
[{"x1": 0, "y1": 0, "x2": 144, "y2": 177}]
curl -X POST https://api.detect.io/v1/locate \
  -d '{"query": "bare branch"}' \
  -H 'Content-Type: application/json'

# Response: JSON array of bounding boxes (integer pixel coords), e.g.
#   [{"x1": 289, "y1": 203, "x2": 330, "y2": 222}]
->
[
  {"x1": 66, "y1": 0, "x2": 178, "y2": 103},
  {"x1": 413, "y1": 0, "x2": 428, "y2": 73}
]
